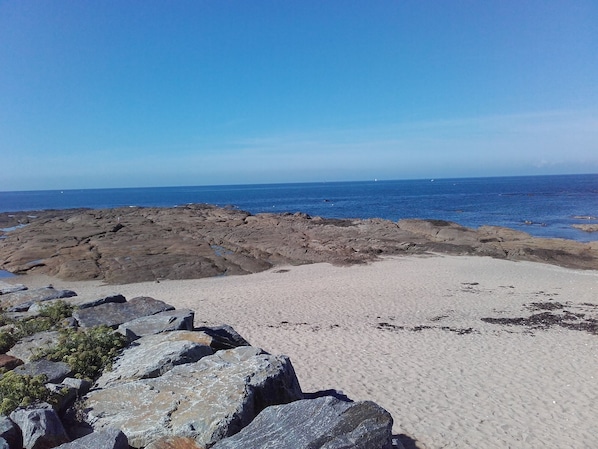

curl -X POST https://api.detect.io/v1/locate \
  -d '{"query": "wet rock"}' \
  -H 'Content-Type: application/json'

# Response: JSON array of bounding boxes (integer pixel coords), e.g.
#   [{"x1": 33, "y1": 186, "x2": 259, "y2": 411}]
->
[
  {"x1": 10, "y1": 404, "x2": 70, "y2": 449},
  {"x1": 1, "y1": 206, "x2": 597, "y2": 284},
  {"x1": 83, "y1": 346, "x2": 303, "y2": 448},
  {"x1": 212, "y1": 396, "x2": 393, "y2": 449},
  {"x1": 72, "y1": 296, "x2": 175, "y2": 328}
]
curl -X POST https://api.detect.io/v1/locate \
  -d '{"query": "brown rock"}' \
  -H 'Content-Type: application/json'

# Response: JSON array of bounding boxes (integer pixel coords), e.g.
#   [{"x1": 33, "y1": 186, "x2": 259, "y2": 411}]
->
[
  {"x1": 1, "y1": 206, "x2": 596, "y2": 284},
  {"x1": 0, "y1": 354, "x2": 23, "y2": 371}
]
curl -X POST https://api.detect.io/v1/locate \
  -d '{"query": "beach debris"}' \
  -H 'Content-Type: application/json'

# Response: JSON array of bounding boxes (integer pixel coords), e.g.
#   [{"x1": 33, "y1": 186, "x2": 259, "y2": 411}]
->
[{"x1": 482, "y1": 301, "x2": 598, "y2": 335}]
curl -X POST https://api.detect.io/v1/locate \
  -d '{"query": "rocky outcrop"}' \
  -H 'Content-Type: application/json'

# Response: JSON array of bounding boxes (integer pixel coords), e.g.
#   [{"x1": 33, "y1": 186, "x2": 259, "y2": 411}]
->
[
  {"x1": 1, "y1": 205, "x2": 596, "y2": 284},
  {"x1": 572, "y1": 224, "x2": 598, "y2": 233},
  {"x1": 84, "y1": 346, "x2": 303, "y2": 448},
  {"x1": 211, "y1": 396, "x2": 393, "y2": 449}
]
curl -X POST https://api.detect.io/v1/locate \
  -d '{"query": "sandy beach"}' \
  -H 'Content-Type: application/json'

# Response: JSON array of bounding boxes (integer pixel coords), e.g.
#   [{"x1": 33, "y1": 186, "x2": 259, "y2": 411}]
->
[{"x1": 13, "y1": 255, "x2": 598, "y2": 449}]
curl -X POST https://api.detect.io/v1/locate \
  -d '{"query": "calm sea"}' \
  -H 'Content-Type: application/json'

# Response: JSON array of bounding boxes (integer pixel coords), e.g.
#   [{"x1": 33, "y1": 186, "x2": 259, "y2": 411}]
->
[{"x1": 1, "y1": 174, "x2": 597, "y2": 242}]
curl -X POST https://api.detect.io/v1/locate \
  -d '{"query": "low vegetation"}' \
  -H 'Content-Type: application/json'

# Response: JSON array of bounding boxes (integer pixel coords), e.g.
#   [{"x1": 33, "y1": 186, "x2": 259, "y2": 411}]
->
[
  {"x1": 0, "y1": 371, "x2": 52, "y2": 415},
  {"x1": 0, "y1": 300, "x2": 74, "y2": 353},
  {"x1": 33, "y1": 325, "x2": 127, "y2": 380},
  {"x1": 0, "y1": 300, "x2": 127, "y2": 414}
]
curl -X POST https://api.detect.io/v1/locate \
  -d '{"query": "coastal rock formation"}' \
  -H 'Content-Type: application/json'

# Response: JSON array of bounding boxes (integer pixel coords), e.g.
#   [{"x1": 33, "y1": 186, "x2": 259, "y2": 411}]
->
[
  {"x1": 1, "y1": 205, "x2": 597, "y2": 284},
  {"x1": 0, "y1": 284, "x2": 394, "y2": 449}
]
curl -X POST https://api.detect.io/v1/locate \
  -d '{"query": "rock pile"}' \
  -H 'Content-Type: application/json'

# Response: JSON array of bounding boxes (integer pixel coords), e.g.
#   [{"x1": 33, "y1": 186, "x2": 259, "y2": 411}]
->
[{"x1": 0, "y1": 282, "x2": 394, "y2": 449}]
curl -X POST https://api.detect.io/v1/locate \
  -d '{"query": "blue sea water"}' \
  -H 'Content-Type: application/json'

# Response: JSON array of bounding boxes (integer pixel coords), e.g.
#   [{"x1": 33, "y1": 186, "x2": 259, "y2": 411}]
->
[{"x1": 1, "y1": 174, "x2": 597, "y2": 242}]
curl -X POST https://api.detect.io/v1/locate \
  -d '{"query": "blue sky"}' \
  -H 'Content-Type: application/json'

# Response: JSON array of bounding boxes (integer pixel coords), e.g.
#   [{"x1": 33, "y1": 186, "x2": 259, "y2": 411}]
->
[{"x1": 1, "y1": 1, "x2": 597, "y2": 191}]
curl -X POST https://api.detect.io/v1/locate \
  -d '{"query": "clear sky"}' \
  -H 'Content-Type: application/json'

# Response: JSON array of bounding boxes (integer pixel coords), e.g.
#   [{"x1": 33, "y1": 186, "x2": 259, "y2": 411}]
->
[{"x1": 1, "y1": 1, "x2": 597, "y2": 191}]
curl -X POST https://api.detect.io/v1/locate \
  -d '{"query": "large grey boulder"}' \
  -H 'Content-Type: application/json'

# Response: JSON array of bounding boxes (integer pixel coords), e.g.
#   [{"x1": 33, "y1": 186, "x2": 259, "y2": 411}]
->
[
  {"x1": 10, "y1": 404, "x2": 70, "y2": 449},
  {"x1": 0, "y1": 281, "x2": 26, "y2": 295},
  {"x1": 72, "y1": 296, "x2": 175, "y2": 328},
  {"x1": 83, "y1": 346, "x2": 303, "y2": 448},
  {"x1": 117, "y1": 309, "x2": 195, "y2": 340},
  {"x1": 13, "y1": 359, "x2": 72, "y2": 384},
  {"x1": 54, "y1": 428, "x2": 128, "y2": 449},
  {"x1": 212, "y1": 396, "x2": 394, "y2": 449},
  {"x1": 94, "y1": 331, "x2": 214, "y2": 388},
  {"x1": 2, "y1": 287, "x2": 77, "y2": 312},
  {"x1": 7, "y1": 331, "x2": 60, "y2": 364}
]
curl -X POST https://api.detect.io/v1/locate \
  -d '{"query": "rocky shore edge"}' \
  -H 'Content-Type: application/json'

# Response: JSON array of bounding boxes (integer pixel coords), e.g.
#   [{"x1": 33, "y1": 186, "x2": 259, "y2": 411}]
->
[
  {"x1": 0, "y1": 281, "x2": 397, "y2": 449},
  {"x1": 1, "y1": 204, "x2": 597, "y2": 284}
]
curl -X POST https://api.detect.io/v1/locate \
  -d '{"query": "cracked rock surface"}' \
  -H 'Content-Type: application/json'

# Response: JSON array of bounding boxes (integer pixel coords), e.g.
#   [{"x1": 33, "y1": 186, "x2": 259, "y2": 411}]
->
[{"x1": 1, "y1": 205, "x2": 597, "y2": 284}]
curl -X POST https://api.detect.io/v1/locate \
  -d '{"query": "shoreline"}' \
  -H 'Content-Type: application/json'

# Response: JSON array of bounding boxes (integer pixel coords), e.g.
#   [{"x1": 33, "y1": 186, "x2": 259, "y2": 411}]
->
[{"x1": 7, "y1": 255, "x2": 598, "y2": 449}]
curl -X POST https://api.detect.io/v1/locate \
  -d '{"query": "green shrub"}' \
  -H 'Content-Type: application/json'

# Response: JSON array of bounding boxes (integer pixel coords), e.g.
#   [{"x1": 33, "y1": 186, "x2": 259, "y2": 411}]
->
[
  {"x1": 38, "y1": 300, "x2": 74, "y2": 323},
  {"x1": 33, "y1": 326, "x2": 127, "y2": 380},
  {"x1": 0, "y1": 301, "x2": 75, "y2": 353},
  {"x1": 0, "y1": 331, "x2": 16, "y2": 354},
  {"x1": 0, "y1": 371, "x2": 51, "y2": 415}
]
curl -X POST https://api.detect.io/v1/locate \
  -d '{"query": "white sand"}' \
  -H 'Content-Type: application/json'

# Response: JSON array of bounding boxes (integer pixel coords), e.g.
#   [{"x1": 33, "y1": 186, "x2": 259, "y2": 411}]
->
[{"x1": 14, "y1": 255, "x2": 598, "y2": 449}]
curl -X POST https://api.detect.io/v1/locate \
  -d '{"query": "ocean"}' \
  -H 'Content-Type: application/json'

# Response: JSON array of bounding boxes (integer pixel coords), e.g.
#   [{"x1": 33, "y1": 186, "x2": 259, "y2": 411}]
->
[{"x1": 1, "y1": 174, "x2": 597, "y2": 242}]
